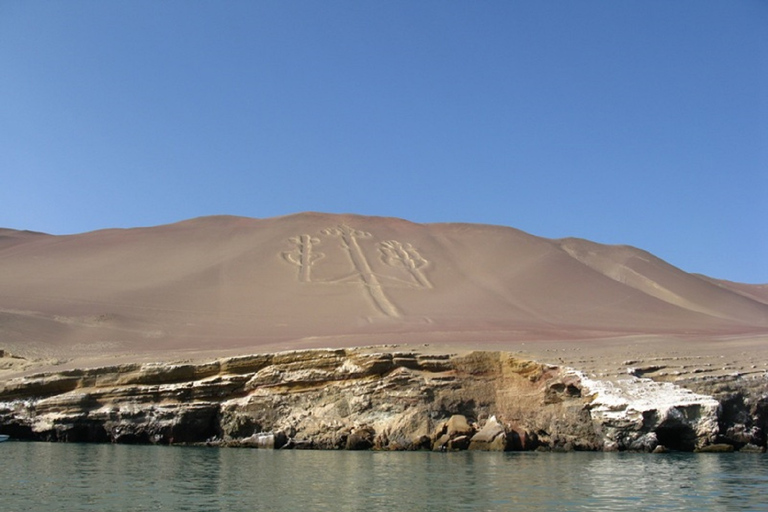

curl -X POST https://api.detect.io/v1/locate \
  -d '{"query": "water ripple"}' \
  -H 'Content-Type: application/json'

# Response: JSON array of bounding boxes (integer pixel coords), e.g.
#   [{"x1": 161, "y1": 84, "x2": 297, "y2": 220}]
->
[{"x1": 1, "y1": 444, "x2": 766, "y2": 512}]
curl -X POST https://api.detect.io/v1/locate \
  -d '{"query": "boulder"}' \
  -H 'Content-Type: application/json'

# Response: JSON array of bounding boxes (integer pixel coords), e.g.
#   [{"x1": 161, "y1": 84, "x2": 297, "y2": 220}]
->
[
  {"x1": 695, "y1": 443, "x2": 735, "y2": 453},
  {"x1": 432, "y1": 415, "x2": 477, "y2": 451},
  {"x1": 446, "y1": 415, "x2": 473, "y2": 436},
  {"x1": 346, "y1": 427, "x2": 375, "y2": 450},
  {"x1": 432, "y1": 433, "x2": 452, "y2": 451},
  {"x1": 469, "y1": 416, "x2": 507, "y2": 451},
  {"x1": 448, "y1": 435, "x2": 471, "y2": 451},
  {"x1": 738, "y1": 443, "x2": 766, "y2": 453},
  {"x1": 239, "y1": 431, "x2": 288, "y2": 449}
]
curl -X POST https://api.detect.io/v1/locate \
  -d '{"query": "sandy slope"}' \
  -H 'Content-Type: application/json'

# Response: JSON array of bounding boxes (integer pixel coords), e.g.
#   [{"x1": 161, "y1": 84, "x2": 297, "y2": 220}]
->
[{"x1": 1, "y1": 213, "x2": 766, "y2": 377}]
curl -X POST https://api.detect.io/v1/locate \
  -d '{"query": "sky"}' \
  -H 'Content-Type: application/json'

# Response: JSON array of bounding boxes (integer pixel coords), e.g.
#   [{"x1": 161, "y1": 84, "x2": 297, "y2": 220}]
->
[{"x1": 1, "y1": 1, "x2": 766, "y2": 283}]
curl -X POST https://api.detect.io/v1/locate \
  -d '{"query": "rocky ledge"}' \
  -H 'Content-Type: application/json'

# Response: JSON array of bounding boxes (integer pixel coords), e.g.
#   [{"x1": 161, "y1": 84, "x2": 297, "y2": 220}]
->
[{"x1": 0, "y1": 348, "x2": 765, "y2": 452}]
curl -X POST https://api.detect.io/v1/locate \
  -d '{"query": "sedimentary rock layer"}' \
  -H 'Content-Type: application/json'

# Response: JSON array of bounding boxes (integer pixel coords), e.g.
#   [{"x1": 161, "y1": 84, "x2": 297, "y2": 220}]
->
[{"x1": 1, "y1": 348, "x2": 763, "y2": 452}]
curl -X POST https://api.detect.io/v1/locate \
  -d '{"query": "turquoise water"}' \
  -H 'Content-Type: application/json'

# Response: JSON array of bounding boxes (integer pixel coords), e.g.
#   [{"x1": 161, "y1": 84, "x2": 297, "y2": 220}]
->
[{"x1": 1, "y1": 443, "x2": 767, "y2": 511}]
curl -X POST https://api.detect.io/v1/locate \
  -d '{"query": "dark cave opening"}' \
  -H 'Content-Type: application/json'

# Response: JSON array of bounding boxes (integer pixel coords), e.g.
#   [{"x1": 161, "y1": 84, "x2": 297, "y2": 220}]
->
[{"x1": 655, "y1": 424, "x2": 697, "y2": 452}]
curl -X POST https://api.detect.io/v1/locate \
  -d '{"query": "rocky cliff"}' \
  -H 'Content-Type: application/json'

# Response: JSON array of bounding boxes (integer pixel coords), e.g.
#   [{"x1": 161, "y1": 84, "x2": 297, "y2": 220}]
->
[{"x1": 1, "y1": 347, "x2": 764, "y2": 452}]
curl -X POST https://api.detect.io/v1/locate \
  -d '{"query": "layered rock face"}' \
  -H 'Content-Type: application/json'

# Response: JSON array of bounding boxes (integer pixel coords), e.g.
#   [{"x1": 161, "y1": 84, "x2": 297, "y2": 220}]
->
[
  {"x1": 0, "y1": 349, "x2": 589, "y2": 450},
  {"x1": 669, "y1": 375, "x2": 768, "y2": 452},
  {"x1": 2, "y1": 348, "x2": 763, "y2": 452}
]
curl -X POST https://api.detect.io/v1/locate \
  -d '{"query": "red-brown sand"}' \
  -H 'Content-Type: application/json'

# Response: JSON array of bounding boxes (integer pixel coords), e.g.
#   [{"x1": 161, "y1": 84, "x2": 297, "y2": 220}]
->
[{"x1": 1, "y1": 213, "x2": 766, "y2": 380}]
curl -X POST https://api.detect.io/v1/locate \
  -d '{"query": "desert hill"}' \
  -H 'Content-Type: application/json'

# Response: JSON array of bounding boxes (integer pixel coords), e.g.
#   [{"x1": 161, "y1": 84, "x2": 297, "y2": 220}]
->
[{"x1": 1, "y1": 212, "x2": 766, "y2": 366}]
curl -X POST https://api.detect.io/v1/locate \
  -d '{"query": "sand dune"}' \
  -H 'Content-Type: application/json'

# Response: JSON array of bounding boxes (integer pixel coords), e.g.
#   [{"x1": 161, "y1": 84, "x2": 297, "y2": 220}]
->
[{"x1": 1, "y1": 213, "x2": 766, "y2": 370}]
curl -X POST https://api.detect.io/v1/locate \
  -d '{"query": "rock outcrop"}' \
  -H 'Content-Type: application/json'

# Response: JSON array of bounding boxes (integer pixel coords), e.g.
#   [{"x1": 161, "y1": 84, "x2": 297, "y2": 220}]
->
[
  {"x1": 575, "y1": 371, "x2": 721, "y2": 451},
  {"x1": 677, "y1": 374, "x2": 768, "y2": 452},
  {"x1": 0, "y1": 348, "x2": 765, "y2": 452}
]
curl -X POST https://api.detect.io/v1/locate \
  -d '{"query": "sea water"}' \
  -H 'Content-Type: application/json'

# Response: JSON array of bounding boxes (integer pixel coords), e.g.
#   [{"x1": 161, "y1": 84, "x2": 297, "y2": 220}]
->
[{"x1": 1, "y1": 443, "x2": 766, "y2": 511}]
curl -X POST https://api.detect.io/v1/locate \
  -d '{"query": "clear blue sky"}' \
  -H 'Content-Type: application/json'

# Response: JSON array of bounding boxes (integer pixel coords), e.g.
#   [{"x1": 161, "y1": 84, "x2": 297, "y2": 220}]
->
[{"x1": 1, "y1": 1, "x2": 766, "y2": 283}]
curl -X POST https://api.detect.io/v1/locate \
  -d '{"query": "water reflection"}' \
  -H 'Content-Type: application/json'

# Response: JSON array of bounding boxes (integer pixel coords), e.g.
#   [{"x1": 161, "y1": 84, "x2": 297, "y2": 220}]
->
[
  {"x1": 2, "y1": 444, "x2": 766, "y2": 512},
  {"x1": 579, "y1": 452, "x2": 768, "y2": 512}
]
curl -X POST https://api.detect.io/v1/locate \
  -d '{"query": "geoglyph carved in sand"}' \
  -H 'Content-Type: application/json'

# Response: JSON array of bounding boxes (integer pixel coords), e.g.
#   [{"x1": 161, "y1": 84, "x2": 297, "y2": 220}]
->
[
  {"x1": 283, "y1": 225, "x2": 432, "y2": 317},
  {"x1": 282, "y1": 234, "x2": 324, "y2": 283},
  {"x1": 378, "y1": 240, "x2": 433, "y2": 290}
]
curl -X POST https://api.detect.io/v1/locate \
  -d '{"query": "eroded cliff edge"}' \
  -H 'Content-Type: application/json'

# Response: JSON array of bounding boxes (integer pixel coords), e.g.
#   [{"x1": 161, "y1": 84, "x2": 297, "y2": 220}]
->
[{"x1": 1, "y1": 348, "x2": 765, "y2": 452}]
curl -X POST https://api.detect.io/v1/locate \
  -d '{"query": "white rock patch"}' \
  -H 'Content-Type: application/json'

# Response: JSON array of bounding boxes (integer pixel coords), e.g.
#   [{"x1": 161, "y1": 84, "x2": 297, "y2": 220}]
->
[{"x1": 569, "y1": 369, "x2": 720, "y2": 450}]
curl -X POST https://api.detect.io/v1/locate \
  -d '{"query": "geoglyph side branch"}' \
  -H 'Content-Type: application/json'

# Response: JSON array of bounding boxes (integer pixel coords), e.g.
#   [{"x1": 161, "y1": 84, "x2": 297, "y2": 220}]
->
[
  {"x1": 282, "y1": 234, "x2": 323, "y2": 282},
  {"x1": 379, "y1": 240, "x2": 433, "y2": 289}
]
